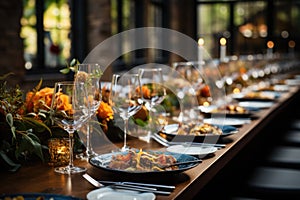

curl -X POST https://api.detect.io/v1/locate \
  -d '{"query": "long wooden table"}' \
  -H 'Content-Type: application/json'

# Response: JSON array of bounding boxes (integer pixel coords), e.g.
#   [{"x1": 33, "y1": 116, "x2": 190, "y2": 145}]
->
[{"x1": 1, "y1": 84, "x2": 300, "y2": 200}]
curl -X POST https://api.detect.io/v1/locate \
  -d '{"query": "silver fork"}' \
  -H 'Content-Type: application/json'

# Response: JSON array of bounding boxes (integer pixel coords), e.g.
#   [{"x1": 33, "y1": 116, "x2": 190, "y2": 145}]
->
[{"x1": 82, "y1": 173, "x2": 172, "y2": 195}]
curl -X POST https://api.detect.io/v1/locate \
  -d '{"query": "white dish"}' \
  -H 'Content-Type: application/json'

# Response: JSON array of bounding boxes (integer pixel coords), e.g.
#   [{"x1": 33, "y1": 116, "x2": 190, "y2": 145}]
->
[
  {"x1": 238, "y1": 101, "x2": 274, "y2": 109},
  {"x1": 203, "y1": 118, "x2": 250, "y2": 126},
  {"x1": 87, "y1": 187, "x2": 155, "y2": 200},
  {"x1": 167, "y1": 145, "x2": 218, "y2": 157}
]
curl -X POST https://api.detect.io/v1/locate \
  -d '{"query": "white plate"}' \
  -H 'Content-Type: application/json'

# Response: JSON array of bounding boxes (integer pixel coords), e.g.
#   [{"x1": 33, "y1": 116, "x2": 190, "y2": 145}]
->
[
  {"x1": 167, "y1": 145, "x2": 218, "y2": 157},
  {"x1": 87, "y1": 188, "x2": 155, "y2": 200},
  {"x1": 238, "y1": 101, "x2": 274, "y2": 109},
  {"x1": 203, "y1": 118, "x2": 250, "y2": 126}
]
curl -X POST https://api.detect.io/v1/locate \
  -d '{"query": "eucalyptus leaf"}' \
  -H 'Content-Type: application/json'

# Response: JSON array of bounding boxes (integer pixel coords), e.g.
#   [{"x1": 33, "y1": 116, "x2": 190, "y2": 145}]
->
[
  {"x1": 6, "y1": 113, "x2": 13, "y2": 127},
  {"x1": 60, "y1": 68, "x2": 70, "y2": 74},
  {"x1": 0, "y1": 150, "x2": 21, "y2": 172}
]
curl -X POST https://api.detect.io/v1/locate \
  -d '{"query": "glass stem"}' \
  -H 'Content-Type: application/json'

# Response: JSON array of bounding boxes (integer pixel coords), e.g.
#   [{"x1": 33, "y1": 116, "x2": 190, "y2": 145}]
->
[
  {"x1": 86, "y1": 120, "x2": 93, "y2": 154},
  {"x1": 122, "y1": 118, "x2": 128, "y2": 151},
  {"x1": 68, "y1": 131, "x2": 75, "y2": 169}
]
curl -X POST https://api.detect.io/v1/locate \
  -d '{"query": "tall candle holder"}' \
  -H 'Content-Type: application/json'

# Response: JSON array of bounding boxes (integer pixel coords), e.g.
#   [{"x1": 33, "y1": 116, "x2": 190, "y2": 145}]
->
[
  {"x1": 266, "y1": 41, "x2": 274, "y2": 59},
  {"x1": 220, "y1": 37, "x2": 227, "y2": 62},
  {"x1": 198, "y1": 38, "x2": 204, "y2": 66}
]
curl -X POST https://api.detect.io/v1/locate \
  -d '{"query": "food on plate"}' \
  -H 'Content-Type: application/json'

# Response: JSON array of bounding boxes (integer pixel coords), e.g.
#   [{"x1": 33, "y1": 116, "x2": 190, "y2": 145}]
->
[
  {"x1": 225, "y1": 104, "x2": 248, "y2": 113},
  {"x1": 176, "y1": 123, "x2": 222, "y2": 136},
  {"x1": 108, "y1": 149, "x2": 178, "y2": 172},
  {"x1": 243, "y1": 91, "x2": 274, "y2": 100},
  {"x1": 205, "y1": 104, "x2": 248, "y2": 114}
]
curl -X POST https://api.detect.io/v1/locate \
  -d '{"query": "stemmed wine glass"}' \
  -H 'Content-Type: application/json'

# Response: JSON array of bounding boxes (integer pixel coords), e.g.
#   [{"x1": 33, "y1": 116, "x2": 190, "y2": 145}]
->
[
  {"x1": 50, "y1": 81, "x2": 90, "y2": 174},
  {"x1": 172, "y1": 61, "x2": 203, "y2": 122},
  {"x1": 138, "y1": 68, "x2": 166, "y2": 142},
  {"x1": 75, "y1": 63, "x2": 102, "y2": 158},
  {"x1": 110, "y1": 73, "x2": 142, "y2": 151}
]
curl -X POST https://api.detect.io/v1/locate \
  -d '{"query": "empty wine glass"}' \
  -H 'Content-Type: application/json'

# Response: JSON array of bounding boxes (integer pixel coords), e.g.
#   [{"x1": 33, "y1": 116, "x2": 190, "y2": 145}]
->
[
  {"x1": 75, "y1": 63, "x2": 102, "y2": 158},
  {"x1": 172, "y1": 61, "x2": 203, "y2": 122},
  {"x1": 110, "y1": 73, "x2": 142, "y2": 151},
  {"x1": 138, "y1": 68, "x2": 166, "y2": 142},
  {"x1": 50, "y1": 81, "x2": 90, "y2": 174}
]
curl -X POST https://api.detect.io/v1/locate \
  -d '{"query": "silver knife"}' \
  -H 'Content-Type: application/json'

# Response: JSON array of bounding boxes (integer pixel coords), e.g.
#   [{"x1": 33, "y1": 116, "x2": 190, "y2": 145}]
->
[
  {"x1": 83, "y1": 173, "x2": 172, "y2": 195},
  {"x1": 99, "y1": 180, "x2": 175, "y2": 190}
]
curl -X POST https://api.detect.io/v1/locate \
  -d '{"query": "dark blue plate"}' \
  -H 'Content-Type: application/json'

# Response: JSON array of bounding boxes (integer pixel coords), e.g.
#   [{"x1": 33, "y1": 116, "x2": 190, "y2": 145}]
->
[
  {"x1": 89, "y1": 150, "x2": 200, "y2": 174},
  {"x1": 0, "y1": 193, "x2": 82, "y2": 200}
]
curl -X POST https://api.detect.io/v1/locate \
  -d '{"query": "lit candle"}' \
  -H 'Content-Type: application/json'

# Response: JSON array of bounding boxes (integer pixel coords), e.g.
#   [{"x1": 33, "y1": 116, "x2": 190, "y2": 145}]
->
[
  {"x1": 288, "y1": 40, "x2": 296, "y2": 57},
  {"x1": 198, "y1": 38, "x2": 204, "y2": 66},
  {"x1": 220, "y1": 37, "x2": 226, "y2": 62},
  {"x1": 267, "y1": 41, "x2": 274, "y2": 59}
]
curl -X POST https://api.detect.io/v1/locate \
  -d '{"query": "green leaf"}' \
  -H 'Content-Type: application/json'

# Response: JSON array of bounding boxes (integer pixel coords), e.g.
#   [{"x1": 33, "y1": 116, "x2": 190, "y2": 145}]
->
[
  {"x1": 6, "y1": 113, "x2": 13, "y2": 127},
  {"x1": 0, "y1": 150, "x2": 21, "y2": 172},
  {"x1": 134, "y1": 118, "x2": 149, "y2": 127},
  {"x1": 18, "y1": 133, "x2": 44, "y2": 162},
  {"x1": 59, "y1": 68, "x2": 70, "y2": 74},
  {"x1": 10, "y1": 127, "x2": 16, "y2": 139},
  {"x1": 70, "y1": 58, "x2": 77, "y2": 66},
  {"x1": 22, "y1": 116, "x2": 52, "y2": 134}
]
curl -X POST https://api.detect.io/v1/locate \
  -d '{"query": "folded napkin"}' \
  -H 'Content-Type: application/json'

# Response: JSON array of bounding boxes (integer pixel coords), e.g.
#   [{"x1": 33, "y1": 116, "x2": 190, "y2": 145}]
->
[{"x1": 215, "y1": 125, "x2": 238, "y2": 133}]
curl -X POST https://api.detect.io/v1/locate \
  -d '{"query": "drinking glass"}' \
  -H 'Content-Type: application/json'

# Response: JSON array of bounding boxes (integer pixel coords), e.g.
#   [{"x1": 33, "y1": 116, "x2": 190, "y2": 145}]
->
[
  {"x1": 50, "y1": 81, "x2": 90, "y2": 174},
  {"x1": 172, "y1": 61, "x2": 203, "y2": 122},
  {"x1": 76, "y1": 63, "x2": 102, "y2": 158},
  {"x1": 110, "y1": 73, "x2": 142, "y2": 151},
  {"x1": 138, "y1": 68, "x2": 166, "y2": 142}
]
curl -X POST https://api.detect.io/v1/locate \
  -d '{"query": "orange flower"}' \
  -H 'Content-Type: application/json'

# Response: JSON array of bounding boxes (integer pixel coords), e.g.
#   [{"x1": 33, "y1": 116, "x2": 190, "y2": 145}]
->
[
  {"x1": 137, "y1": 86, "x2": 151, "y2": 99},
  {"x1": 55, "y1": 93, "x2": 72, "y2": 112},
  {"x1": 97, "y1": 101, "x2": 114, "y2": 121},
  {"x1": 25, "y1": 87, "x2": 54, "y2": 113}
]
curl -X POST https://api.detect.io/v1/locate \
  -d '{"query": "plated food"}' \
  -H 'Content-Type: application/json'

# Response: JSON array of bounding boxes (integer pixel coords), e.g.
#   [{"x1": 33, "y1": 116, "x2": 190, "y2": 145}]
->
[
  {"x1": 232, "y1": 91, "x2": 277, "y2": 101},
  {"x1": 198, "y1": 104, "x2": 251, "y2": 118},
  {"x1": 108, "y1": 149, "x2": 178, "y2": 172},
  {"x1": 89, "y1": 149, "x2": 200, "y2": 174},
  {"x1": 158, "y1": 123, "x2": 237, "y2": 143}
]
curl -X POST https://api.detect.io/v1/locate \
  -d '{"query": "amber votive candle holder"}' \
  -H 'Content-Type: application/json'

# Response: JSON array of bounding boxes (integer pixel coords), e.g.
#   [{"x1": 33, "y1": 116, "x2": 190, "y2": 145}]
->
[{"x1": 48, "y1": 138, "x2": 70, "y2": 166}]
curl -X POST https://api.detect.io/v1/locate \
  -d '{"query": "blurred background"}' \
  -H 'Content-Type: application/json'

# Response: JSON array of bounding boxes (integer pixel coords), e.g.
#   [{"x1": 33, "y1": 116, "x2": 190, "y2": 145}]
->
[{"x1": 1, "y1": 0, "x2": 300, "y2": 89}]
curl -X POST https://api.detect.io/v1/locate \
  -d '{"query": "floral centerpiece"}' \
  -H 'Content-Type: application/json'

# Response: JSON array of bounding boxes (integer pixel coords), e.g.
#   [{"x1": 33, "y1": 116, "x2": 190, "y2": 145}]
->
[{"x1": 0, "y1": 74, "x2": 85, "y2": 172}]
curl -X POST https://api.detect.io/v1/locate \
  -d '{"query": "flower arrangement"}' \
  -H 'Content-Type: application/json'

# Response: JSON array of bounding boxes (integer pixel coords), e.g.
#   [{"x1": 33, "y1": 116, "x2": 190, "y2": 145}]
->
[{"x1": 0, "y1": 75, "x2": 85, "y2": 172}]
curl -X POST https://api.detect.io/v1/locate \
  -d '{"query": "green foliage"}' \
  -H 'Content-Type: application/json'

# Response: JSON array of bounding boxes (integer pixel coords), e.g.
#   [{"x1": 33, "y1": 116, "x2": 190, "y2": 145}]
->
[
  {"x1": 60, "y1": 58, "x2": 80, "y2": 74},
  {"x1": 0, "y1": 76, "x2": 64, "y2": 172}
]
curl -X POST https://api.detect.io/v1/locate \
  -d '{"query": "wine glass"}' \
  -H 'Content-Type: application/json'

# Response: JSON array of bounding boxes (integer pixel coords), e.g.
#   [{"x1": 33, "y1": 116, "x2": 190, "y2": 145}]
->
[
  {"x1": 75, "y1": 63, "x2": 102, "y2": 158},
  {"x1": 138, "y1": 68, "x2": 166, "y2": 142},
  {"x1": 172, "y1": 61, "x2": 203, "y2": 123},
  {"x1": 50, "y1": 81, "x2": 90, "y2": 174},
  {"x1": 110, "y1": 73, "x2": 142, "y2": 151}
]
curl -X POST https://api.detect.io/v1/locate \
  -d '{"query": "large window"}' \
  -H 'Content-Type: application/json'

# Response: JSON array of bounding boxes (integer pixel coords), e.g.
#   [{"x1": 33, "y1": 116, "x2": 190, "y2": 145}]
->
[
  {"x1": 197, "y1": 0, "x2": 300, "y2": 58},
  {"x1": 21, "y1": 0, "x2": 71, "y2": 71}
]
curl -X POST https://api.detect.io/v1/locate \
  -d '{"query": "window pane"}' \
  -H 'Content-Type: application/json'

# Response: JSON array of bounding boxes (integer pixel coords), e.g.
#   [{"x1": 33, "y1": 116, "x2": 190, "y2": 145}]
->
[
  {"x1": 21, "y1": 0, "x2": 71, "y2": 70},
  {"x1": 44, "y1": 0, "x2": 71, "y2": 68},
  {"x1": 197, "y1": 4, "x2": 230, "y2": 58},
  {"x1": 21, "y1": 0, "x2": 36, "y2": 70},
  {"x1": 234, "y1": 1, "x2": 267, "y2": 55}
]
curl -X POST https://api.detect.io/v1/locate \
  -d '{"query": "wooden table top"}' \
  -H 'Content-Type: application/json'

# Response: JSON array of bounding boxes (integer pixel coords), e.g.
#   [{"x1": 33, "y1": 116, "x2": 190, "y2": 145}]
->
[{"x1": 1, "y1": 85, "x2": 300, "y2": 200}]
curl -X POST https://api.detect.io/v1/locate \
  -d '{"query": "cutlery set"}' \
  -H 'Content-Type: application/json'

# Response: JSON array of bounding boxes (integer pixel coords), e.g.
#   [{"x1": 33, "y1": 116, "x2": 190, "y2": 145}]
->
[
  {"x1": 83, "y1": 173, "x2": 175, "y2": 195},
  {"x1": 152, "y1": 133, "x2": 226, "y2": 149}
]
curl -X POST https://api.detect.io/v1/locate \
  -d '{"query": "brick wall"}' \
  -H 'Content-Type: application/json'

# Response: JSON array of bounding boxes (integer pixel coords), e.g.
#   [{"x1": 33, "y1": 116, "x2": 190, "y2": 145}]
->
[{"x1": 0, "y1": 0, "x2": 25, "y2": 87}]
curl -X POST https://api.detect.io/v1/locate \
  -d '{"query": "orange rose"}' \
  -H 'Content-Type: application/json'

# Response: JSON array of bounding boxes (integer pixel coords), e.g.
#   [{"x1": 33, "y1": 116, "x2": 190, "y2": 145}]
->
[
  {"x1": 25, "y1": 87, "x2": 54, "y2": 113},
  {"x1": 137, "y1": 86, "x2": 151, "y2": 99},
  {"x1": 97, "y1": 101, "x2": 114, "y2": 121}
]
